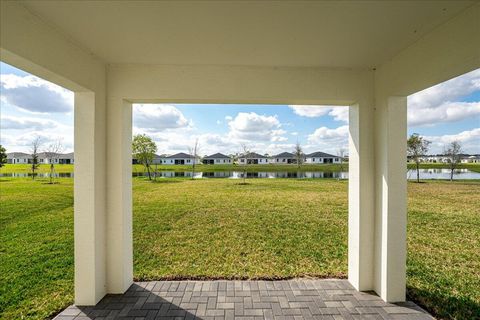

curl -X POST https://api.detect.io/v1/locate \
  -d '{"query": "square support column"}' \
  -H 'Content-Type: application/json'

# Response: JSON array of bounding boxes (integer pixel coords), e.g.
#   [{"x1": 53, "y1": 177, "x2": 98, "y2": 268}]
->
[
  {"x1": 374, "y1": 96, "x2": 407, "y2": 302},
  {"x1": 348, "y1": 102, "x2": 375, "y2": 291},
  {"x1": 348, "y1": 98, "x2": 407, "y2": 302},
  {"x1": 105, "y1": 98, "x2": 133, "y2": 293},
  {"x1": 74, "y1": 92, "x2": 106, "y2": 305}
]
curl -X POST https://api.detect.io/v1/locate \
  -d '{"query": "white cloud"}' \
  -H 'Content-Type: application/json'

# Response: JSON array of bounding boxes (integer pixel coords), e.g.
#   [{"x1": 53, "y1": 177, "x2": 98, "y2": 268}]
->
[
  {"x1": 227, "y1": 112, "x2": 286, "y2": 142},
  {"x1": 1, "y1": 116, "x2": 59, "y2": 130},
  {"x1": 408, "y1": 101, "x2": 480, "y2": 127},
  {"x1": 133, "y1": 104, "x2": 191, "y2": 131},
  {"x1": 225, "y1": 115, "x2": 233, "y2": 121},
  {"x1": 289, "y1": 105, "x2": 349, "y2": 123},
  {"x1": 0, "y1": 74, "x2": 73, "y2": 113},
  {"x1": 289, "y1": 105, "x2": 331, "y2": 118},
  {"x1": 425, "y1": 128, "x2": 480, "y2": 154},
  {"x1": 408, "y1": 68, "x2": 480, "y2": 126},
  {"x1": 1, "y1": 127, "x2": 73, "y2": 153},
  {"x1": 328, "y1": 107, "x2": 349, "y2": 122},
  {"x1": 307, "y1": 125, "x2": 349, "y2": 154}
]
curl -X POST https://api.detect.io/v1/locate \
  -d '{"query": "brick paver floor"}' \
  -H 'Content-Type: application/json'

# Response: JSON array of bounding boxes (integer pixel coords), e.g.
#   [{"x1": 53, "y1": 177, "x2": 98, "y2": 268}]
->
[{"x1": 54, "y1": 279, "x2": 433, "y2": 320}]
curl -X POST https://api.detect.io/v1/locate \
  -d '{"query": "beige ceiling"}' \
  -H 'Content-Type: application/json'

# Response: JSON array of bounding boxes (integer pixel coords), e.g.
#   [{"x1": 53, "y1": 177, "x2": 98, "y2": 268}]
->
[{"x1": 21, "y1": 1, "x2": 474, "y2": 68}]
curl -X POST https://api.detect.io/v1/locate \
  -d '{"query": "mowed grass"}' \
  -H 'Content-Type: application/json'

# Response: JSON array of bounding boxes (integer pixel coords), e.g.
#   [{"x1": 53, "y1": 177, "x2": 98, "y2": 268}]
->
[
  {"x1": 133, "y1": 179, "x2": 348, "y2": 280},
  {"x1": 0, "y1": 178, "x2": 479, "y2": 319},
  {"x1": 406, "y1": 181, "x2": 480, "y2": 319},
  {"x1": 0, "y1": 178, "x2": 74, "y2": 320}
]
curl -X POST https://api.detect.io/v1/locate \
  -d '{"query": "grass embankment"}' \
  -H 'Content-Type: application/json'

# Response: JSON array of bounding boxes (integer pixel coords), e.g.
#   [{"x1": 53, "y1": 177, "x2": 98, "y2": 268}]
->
[
  {"x1": 0, "y1": 164, "x2": 74, "y2": 174},
  {"x1": 3, "y1": 163, "x2": 479, "y2": 174},
  {"x1": 0, "y1": 178, "x2": 479, "y2": 319}
]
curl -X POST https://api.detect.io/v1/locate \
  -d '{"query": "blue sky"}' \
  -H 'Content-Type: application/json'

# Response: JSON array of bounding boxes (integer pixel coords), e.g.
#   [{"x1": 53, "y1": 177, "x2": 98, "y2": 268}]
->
[{"x1": 1, "y1": 61, "x2": 479, "y2": 156}]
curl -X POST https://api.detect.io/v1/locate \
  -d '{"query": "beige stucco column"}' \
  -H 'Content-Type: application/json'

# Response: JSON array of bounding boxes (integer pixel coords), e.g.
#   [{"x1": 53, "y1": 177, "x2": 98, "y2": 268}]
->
[
  {"x1": 74, "y1": 92, "x2": 107, "y2": 305},
  {"x1": 349, "y1": 97, "x2": 407, "y2": 302},
  {"x1": 105, "y1": 98, "x2": 133, "y2": 293},
  {"x1": 374, "y1": 96, "x2": 407, "y2": 302},
  {"x1": 348, "y1": 102, "x2": 375, "y2": 292}
]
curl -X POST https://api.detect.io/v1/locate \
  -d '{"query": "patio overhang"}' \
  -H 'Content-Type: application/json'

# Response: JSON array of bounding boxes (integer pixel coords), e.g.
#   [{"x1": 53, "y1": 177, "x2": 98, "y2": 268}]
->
[{"x1": 1, "y1": 0, "x2": 479, "y2": 306}]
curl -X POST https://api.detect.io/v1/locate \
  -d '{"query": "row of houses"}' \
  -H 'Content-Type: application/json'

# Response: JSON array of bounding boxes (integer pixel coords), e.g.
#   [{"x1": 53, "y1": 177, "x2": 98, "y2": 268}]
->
[
  {"x1": 6, "y1": 152, "x2": 75, "y2": 164},
  {"x1": 410, "y1": 154, "x2": 480, "y2": 164},
  {"x1": 9, "y1": 151, "x2": 479, "y2": 165},
  {"x1": 143, "y1": 151, "x2": 343, "y2": 165}
]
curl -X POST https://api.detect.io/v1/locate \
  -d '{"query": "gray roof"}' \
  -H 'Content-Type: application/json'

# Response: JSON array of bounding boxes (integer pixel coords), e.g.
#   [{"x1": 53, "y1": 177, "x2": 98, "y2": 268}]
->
[
  {"x1": 272, "y1": 152, "x2": 294, "y2": 158},
  {"x1": 7, "y1": 152, "x2": 74, "y2": 159},
  {"x1": 204, "y1": 153, "x2": 230, "y2": 159},
  {"x1": 6, "y1": 152, "x2": 31, "y2": 159},
  {"x1": 165, "y1": 152, "x2": 194, "y2": 159},
  {"x1": 306, "y1": 151, "x2": 338, "y2": 158},
  {"x1": 241, "y1": 152, "x2": 267, "y2": 159}
]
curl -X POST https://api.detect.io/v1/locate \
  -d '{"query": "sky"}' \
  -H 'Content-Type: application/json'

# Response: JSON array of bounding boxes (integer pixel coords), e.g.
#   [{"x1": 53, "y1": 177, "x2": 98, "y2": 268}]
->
[{"x1": 1, "y1": 61, "x2": 479, "y2": 156}]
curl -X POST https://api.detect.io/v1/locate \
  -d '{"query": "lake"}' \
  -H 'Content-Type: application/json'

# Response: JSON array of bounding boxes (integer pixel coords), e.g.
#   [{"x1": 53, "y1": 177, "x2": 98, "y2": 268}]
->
[{"x1": 1, "y1": 168, "x2": 479, "y2": 179}]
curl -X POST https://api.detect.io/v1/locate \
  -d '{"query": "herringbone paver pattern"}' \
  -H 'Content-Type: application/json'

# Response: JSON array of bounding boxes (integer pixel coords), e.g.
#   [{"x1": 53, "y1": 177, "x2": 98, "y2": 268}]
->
[{"x1": 54, "y1": 279, "x2": 433, "y2": 320}]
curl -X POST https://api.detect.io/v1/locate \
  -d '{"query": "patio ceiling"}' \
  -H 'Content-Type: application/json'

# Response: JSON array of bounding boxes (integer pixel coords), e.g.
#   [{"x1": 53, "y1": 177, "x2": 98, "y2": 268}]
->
[{"x1": 20, "y1": 0, "x2": 474, "y2": 68}]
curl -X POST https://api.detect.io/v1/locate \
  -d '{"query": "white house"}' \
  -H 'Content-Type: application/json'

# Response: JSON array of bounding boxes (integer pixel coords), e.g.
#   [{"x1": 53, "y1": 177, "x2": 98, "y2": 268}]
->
[
  {"x1": 202, "y1": 153, "x2": 232, "y2": 164},
  {"x1": 6, "y1": 152, "x2": 75, "y2": 164},
  {"x1": 163, "y1": 152, "x2": 200, "y2": 165},
  {"x1": 239, "y1": 152, "x2": 269, "y2": 164},
  {"x1": 305, "y1": 151, "x2": 341, "y2": 164},
  {"x1": 6, "y1": 152, "x2": 32, "y2": 164},
  {"x1": 152, "y1": 154, "x2": 167, "y2": 165},
  {"x1": 271, "y1": 152, "x2": 296, "y2": 164},
  {"x1": 59, "y1": 152, "x2": 75, "y2": 164},
  {"x1": 461, "y1": 155, "x2": 480, "y2": 163},
  {"x1": 419, "y1": 155, "x2": 449, "y2": 163}
]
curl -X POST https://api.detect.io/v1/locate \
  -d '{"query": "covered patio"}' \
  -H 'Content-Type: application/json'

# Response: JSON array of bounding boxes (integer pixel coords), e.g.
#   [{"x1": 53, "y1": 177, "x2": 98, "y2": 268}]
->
[{"x1": 1, "y1": 1, "x2": 479, "y2": 318}]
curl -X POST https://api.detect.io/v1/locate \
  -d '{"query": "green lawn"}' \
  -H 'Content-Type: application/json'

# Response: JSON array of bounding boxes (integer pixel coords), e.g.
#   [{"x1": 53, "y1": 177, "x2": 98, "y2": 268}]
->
[{"x1": 0, "y1": 178, "x2": 479, "y2": 319}]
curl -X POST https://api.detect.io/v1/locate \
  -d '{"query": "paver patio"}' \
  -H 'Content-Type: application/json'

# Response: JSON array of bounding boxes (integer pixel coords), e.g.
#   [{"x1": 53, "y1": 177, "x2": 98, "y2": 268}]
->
[{"x1": 54, "y1": 279, "x2": 433, "y2": 320}]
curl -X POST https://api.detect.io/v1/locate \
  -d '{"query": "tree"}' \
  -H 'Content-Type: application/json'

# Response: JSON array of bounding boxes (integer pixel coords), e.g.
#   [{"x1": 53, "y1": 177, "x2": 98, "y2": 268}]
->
[
  {"x1": 30, "y1": 137, "x2": 42, "y2": 180},
  {"x1": 337, "y1": 147, "x2": 347, "y2": 179},
  {"x1": 407, "y1": 133, "x2": 431, "y2": 183},
  {"x1": 132, "y1": 134, "x2": 157, "y2": 180},
  {"x1": 443, "y1": 140, "x2": 462, "y2": 181},
  {"x1": 45, "y1": 140, "x2": 63, "y2": 184},
  {"x1": 293, "y1": 142, "x2": 304, "y2": 169},
  {"x1": 0, "y1": 145, "x2": 6, "y2": 168},
  {"x1": 188, "y1": 138, "x2": 200, "y2": 180},
  {"x1": 240, "y1": 144, "x2": 251, "y2": 184}
]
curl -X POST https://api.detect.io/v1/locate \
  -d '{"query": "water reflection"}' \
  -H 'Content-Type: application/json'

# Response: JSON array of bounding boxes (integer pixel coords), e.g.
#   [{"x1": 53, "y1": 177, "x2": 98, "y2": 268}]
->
[
  {"x1": 130, "y1": 171, "x2": 350, "y2": 179},
  {"x1": 406, "y1": 168, "x2": 480, "y2": 180}
]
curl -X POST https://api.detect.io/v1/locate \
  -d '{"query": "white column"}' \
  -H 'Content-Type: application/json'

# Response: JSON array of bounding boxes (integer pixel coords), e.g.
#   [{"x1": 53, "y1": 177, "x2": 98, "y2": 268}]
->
[
  {"x1": 74, "y1": 92, "x2": 106, "y2": 305},
  {"x1": 348, "y1": 102, "x2": 375, "y2": 291},
  {"x1": 105, "y1": 98, "x2": 133, "y2": 293},
  {"x1": 374, "y1": 96, "x2": 407, "y2": 302}
]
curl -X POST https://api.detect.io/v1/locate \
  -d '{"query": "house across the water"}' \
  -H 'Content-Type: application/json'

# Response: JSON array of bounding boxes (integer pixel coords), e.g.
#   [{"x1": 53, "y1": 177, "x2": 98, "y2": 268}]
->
[
  {"x1": 163, "y1": 152, "x2": 200, "y2": 165},
  {"x1": 239, "y1": 152, "x2": 268, "y2": 165},
  {"x1": 202, "y1": 153, "x2": 232, "y2": 164},
  {"x1": 7, "y1": 152, "x2": 74, "y2": 164},
  {"x1": 271, "y1": 152, "x2": 296, "y2": 164},
  {"x1": 305, "y1": 151, "x2": 341, "y2": 164}
]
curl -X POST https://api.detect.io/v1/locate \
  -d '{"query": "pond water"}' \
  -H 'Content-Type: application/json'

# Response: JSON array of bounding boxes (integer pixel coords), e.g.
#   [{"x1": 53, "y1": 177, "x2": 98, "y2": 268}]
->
[
  {"x1": 1, "y1": 168, "x2": 479, "y2": 179},
  {"x1": 406, "y1": 168, "x2": 480, "y2": 180}
]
